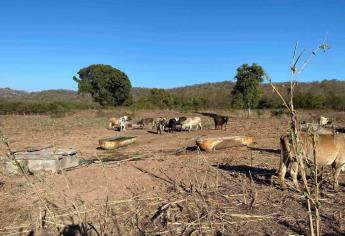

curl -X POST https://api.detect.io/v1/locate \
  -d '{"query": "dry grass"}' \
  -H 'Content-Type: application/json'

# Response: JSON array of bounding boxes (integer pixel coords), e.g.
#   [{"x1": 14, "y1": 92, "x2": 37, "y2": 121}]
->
[{"x1": 1, "y1": 109, "x2": 345, "y2": 235}]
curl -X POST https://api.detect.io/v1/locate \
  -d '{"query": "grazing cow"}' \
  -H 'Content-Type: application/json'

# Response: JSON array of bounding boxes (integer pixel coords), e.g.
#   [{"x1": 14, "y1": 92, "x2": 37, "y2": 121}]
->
[
  {"x1": 137, "y1": 118, "x2": 154, "y2": 128},
  {"x1": 156, "y1": 118, "x2": 167, "y2": 134},
  {"x1": 108, "y1": 116, "x2": 128, "y2": 132},
  {"x1": 319, "y1": 116, "x2": 330, "y2": 126},
  {"x1": 181, "y1": 117, "x2": 202, "y2": 131},
  {"x1": 213, "y1": 116, "x2": 229, "y2": 130},
  {"x1": 166, "y1": 118, "x2": 178, "y2": 132},
  {"x1": 153, "y1": 117, "x2": 167, "y2": 134},
  {"x1": 279, "y1": 132, "x2": 345, "y2": 191}
]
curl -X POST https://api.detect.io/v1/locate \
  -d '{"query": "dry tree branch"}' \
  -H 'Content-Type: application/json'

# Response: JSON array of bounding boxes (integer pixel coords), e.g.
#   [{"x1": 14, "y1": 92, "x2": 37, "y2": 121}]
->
[{"x1": 268, "y1": 42, "x2": 329, "y2": 236}]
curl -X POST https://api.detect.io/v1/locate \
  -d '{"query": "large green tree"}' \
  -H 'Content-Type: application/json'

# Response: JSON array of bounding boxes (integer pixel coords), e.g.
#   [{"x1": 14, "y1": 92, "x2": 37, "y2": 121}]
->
[
  {"x1": 73, "y1": 64, "x2": 132, "y2": 106},
  {"x1": 231, "y1": 63, "x2": 266, "y2": 117}
]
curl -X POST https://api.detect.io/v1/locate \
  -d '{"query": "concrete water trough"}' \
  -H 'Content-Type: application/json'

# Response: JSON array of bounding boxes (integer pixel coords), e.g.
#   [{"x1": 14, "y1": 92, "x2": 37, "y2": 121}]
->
[
  {"x1": 99, "y1": 136, "x2": 137, "y2": 150},
  {"x1": 1, "y1": 148, "x2": 79, "y2": 174},
  {"x1": 196, "y1": 136, "x2": 253, "y2": 152}
]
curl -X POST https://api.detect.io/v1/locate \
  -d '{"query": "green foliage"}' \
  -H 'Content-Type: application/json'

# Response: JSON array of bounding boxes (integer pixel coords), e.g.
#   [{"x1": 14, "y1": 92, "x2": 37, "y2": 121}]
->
[
  {"x1": 148, "y1": 89, "x2": 176, "y2": 109},
  {"x1": 73, "y1": 64, "x2": 132, "y2": 106},
  {"x1": 294, "y1": 93, "x2": 327, "y2": 109},
  {"x1": 231, "y1": 63, "x2": 266, "y2": 110}
]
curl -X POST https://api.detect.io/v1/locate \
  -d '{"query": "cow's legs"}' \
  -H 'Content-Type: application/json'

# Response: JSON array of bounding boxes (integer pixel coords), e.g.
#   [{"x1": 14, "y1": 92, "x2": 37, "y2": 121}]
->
[
  {"x1": 278, "y1": 158, "x2": 287, "y2": 190},
  {"x1": 290, "y1": 161, "x2": 300, "y2": 191},
  {"x1": 333, "y1": 166, "x2": 342, "y2": 191}
]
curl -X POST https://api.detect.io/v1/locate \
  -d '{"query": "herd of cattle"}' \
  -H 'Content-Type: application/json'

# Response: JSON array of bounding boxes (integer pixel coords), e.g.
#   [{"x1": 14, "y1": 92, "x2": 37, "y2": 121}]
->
[
  {"x1": 108, "y1": 114, "x2": 229, "y2": 133},
  {"x1": 108, "y1": 113, "x2": 345, "y2": 191}
]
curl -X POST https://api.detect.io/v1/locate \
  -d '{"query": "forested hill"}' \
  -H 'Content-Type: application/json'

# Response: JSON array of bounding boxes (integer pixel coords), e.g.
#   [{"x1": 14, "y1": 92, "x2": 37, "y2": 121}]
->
[
  {"x1": 1, "y1": 79, "x2": 345, "y2": 110},
  {"x1": 132, "y1": 79, "x2": 345, "y2": 110}
]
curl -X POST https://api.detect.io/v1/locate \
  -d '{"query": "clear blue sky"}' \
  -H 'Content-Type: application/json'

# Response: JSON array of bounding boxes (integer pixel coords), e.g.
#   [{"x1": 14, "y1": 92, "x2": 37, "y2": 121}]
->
[{"x1": 0, "y1": 0, "x2": 344, "y2": 91}]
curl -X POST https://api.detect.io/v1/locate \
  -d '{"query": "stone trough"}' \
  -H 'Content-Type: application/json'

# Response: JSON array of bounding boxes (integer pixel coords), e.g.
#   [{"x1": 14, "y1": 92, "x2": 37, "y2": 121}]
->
[
  {"x1": 1, "y1": 148, "x2": 79, "y2": 175},
  {"x1": 196, "y1": 136, "x2": 253, "y2": 152}
]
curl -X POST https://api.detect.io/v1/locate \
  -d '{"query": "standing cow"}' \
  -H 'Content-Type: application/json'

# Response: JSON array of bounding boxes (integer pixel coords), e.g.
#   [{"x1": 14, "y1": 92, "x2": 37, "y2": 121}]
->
[
  {"x1": 181, "y1": 117, "x2": 202, "y2": 132},
  {"x1": 214, "y1": 116, "x2": 229, "y2": 130},
  {"x1": 279, "y1": 132, "x2": 345, "y2": 191},
  {"x1": 108, "y1": 116, "x2": 128, "y2": 132},
  {"x1": 153, "y1": 117, "x2": 167, "y2": 134},
  {"x1": 137, "y1": 118, "x2": 154, "y2": 128}
]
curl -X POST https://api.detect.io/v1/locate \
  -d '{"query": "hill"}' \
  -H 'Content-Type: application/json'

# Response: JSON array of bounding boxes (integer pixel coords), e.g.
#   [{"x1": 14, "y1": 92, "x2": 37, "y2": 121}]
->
[
  {"x1": 0, "y1": 88, "x2": 92, "y2": 102},
  {"x1": 1, "y1": 79, "x2": 345, "y2": 111}
]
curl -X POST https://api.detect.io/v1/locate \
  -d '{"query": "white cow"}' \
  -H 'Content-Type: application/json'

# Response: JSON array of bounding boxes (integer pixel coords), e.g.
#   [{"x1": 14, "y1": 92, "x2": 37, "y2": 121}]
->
[
  {"x1": 319, "y1": 116, "x2": 330, "y2": 126},
  {"x1": 181, "y1": 117, "x2": 202, "y2": 132},
  {"x1": 108, "y1": 116, "x2": 128, "y2": 132}
]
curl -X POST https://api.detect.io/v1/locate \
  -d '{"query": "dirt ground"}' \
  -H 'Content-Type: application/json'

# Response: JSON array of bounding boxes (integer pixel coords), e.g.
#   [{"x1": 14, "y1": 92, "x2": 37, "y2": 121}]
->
[{"x1": 1, "y1": 109, "x2": 345, "y2": 235}]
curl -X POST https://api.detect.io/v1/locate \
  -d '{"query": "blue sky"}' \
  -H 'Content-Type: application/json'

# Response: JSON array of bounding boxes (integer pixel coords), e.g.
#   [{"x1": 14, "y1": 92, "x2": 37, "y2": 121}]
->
[{"x1": 0, "y1": 0, "x2": 344, "y2": 91}]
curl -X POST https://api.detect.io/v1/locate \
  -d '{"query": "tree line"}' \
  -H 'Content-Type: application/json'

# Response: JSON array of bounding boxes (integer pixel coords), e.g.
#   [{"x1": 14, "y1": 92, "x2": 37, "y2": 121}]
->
[{"x1": 1, "y1": 64, "x2": 344, "y2": 115}]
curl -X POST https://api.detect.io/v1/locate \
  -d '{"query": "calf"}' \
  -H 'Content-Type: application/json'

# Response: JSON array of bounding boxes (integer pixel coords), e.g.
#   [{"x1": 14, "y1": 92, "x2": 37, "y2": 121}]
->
[
  {"x1": 279, "y1": 132, "x2": 345, "y2": 191},
  {"x1": 214, "y1": 116, "x2": 229, "y2": 130}
]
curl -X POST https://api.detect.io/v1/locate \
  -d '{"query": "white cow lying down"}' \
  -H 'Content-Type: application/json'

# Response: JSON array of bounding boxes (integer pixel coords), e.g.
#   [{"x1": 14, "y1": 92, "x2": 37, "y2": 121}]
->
[{"x1": 108, "y1": 116, "x2": 128, "y2": 132}]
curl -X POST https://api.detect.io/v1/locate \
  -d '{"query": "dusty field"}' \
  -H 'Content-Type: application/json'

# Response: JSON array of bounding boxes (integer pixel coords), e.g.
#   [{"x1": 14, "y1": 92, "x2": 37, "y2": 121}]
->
[{"x1": 1, "y1": 109, "x2": 345, "y2": 235}]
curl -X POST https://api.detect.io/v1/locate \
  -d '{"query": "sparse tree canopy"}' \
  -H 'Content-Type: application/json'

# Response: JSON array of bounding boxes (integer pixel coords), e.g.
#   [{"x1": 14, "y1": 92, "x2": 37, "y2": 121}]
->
[
  {"x1": 231, "y1": 63, "x2": 266, "y2": 116},
  {"x1": 148, "y1": 88, "x2": 176, "y2": 109},
  {"x1": 73, "y1": 64, "x2": 132, "y2": 106}
]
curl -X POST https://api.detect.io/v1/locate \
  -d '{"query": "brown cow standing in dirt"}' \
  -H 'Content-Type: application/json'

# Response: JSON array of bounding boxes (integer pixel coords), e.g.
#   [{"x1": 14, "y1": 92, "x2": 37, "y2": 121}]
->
[
  {"x1": 279, "y1": 132, "x2": 345, "y2": 191},
  {"x1": 137, "y1": 118, "x2": 154, "y2": 128}
]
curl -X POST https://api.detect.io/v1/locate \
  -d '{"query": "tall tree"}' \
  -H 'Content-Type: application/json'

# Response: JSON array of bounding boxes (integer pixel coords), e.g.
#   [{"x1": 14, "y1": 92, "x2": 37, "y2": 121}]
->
[
  {"x1": 73, "y1": 64, "x2": 132, "y2": 106},
  {"x1": 231, "y1": 63, "x2": 266, "y2": 117}
]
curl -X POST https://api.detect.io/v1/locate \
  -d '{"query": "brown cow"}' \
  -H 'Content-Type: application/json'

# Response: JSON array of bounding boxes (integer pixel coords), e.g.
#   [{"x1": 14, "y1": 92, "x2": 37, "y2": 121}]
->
[{"x1": 279, "y1": 132, "x2": 345, "y2": 191}]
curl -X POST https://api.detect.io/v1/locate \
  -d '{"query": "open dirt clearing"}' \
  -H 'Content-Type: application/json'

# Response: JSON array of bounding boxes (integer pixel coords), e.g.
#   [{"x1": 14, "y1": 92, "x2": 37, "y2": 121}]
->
[{"x1": 1, "y1": 110, "x2": 345, "y2": 235}]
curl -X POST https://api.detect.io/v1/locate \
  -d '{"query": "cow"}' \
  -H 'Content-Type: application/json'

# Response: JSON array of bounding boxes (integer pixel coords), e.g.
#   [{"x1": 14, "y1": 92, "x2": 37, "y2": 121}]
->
[
  {"x1": 279, "y1": 132, "x2": 345, "y2": 191},
  {"x1": 108, "y1": 116, "x2": 128, "y2": 132},
  {"x1": 166, "y1": 118, "x2": 178, "y2": 132},
  {"x1": 153, "y1": 117, "x2": 167, "y2": 134},
  {"x1": 319, "y1": 116, "x2": 330, "y2": 126},
  {"x1": 300, "y1": 123, "x2": 336, "y2": 135},
  {"x1": 181, "y1": 117, "x2": 202, "y2": 132},
  {"x1": 137, "y1": 118, "x2": 154, "y2": 128},
  {"x1": 213, "y1": 115, "x2": 229, "y2": 130}
]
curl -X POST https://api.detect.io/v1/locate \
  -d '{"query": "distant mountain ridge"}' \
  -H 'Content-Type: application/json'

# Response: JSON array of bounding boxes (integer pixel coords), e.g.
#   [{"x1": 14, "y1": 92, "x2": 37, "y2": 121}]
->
[
  {"x1": 1, "y1": 79, "x2": 344, "y2": 104},
  {"x1": 0, "y1": 88, "x2": 92, "y2": 102}
]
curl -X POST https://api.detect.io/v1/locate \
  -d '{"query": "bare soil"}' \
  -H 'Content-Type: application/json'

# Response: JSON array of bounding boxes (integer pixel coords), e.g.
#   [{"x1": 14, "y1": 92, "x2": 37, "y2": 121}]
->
[{"x1": 1, "y1": 109, "x2": 345, "y2": 235}]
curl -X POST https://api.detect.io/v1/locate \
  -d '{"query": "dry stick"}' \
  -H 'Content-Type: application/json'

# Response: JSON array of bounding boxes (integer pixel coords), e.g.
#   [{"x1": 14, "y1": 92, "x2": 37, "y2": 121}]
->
[
  {"x1": 312, "y1": 132, "x2": 321, "y2": 236},
  {"x1": 268, "y1": 43, "x2": 328, "y2": 236},
  {"x1": 0, "y1": 132, "x2": 58, "y2": 229}
]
